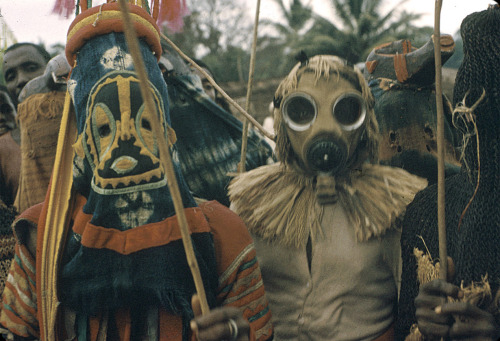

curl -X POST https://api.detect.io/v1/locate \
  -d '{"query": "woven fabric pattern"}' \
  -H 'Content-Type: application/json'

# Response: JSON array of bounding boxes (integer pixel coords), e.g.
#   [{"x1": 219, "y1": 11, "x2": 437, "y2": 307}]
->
[
  {"x1": 14, "y1": 91, "x2": 65, "y2": 213},
  {"x1": 0, "y1": 200, "x2": 274, "y2": 340},
  {"x1": 164, "y1": 53, "x2": 274, "y2": 207}
]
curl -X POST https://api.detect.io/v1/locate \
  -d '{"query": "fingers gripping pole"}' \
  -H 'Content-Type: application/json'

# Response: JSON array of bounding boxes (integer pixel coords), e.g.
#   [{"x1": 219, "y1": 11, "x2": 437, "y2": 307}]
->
[{"x1": 118, "y1": 0, "x2": 210, "y2": 315}]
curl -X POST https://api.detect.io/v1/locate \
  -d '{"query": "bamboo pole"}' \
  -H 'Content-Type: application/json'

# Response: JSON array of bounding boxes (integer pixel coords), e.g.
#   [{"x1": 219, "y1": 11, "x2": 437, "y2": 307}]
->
[
  {"x1": 238, "y1": 0, "x2": 262, "y2": 172},
  {"x1": 433, "y1": 0, "x2": 448, "y2": 282},
  {"x1": 39, "y1": 89, "x2": 77, "y2": 341},
  {"x1": 160, "y1": 32, "x2": 275, "y2": 141},
  {"x1": 118, "y1": 0, "x2": 210, "y2": 314}
]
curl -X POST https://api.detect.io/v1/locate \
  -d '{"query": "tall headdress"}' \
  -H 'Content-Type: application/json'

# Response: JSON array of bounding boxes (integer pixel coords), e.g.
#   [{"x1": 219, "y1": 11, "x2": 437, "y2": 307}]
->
[
  {"x1": 39, "y1": 2, "x2": 218, "y2": 339},
  {"x1": 53, "y1": 0, "x2": 190, "y2": 32}
]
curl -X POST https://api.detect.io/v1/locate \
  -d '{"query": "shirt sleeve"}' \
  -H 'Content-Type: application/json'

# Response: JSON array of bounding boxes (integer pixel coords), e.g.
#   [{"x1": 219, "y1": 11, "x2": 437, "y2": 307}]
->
[
  {"x1": 200, "y1": 201, "x2": 274, "y2": 341},
  {"x1": 0, "y1": 242, "x2": 39, "y2": 340}
]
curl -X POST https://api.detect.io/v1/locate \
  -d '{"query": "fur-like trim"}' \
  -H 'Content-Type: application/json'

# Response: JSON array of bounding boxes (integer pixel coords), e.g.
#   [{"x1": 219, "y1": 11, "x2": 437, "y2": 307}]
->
[{"x1": 229, "y1": 163, "x2": 427, "y2": 248}]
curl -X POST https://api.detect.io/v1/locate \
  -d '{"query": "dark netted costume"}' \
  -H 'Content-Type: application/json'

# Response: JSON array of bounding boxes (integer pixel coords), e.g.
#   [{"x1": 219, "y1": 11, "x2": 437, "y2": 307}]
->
[{"x1": 396, "y1": 5, "x2": 500, "y2": 340}]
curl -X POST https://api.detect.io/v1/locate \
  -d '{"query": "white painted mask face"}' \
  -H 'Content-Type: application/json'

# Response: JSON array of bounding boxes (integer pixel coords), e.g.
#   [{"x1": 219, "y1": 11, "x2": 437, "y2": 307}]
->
[{"x1": 283, "y1": 71, "x2": 367, "y2": 175}]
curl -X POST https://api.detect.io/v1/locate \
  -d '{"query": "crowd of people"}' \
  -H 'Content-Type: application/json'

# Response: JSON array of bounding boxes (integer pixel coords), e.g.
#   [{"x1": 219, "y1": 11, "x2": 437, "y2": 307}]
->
[{"x1": 0, "y1": 1, "x2": 499, "y2": 340}]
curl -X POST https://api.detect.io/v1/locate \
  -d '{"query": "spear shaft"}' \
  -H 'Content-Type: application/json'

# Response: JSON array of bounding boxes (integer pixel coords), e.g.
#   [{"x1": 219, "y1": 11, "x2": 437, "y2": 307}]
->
[
  {"x1": 433, "y1": 0, "x2": 448, "y2": 282},
  {"x1": 239, "y1": 0, "x2": 262, "y2": 172},
  {"x1": 118, "y1": 0, "x2": 210, "y2": 314}
]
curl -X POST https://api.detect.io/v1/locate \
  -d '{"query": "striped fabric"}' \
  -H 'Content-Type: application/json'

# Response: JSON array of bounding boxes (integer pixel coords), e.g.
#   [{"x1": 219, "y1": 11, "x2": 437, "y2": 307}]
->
[
  {"x1": 217, "y1": 245, "x2": 273, "y2": 340},
  {"x1": 0, "y1": 243, "x2": 38, "y2": 339},
  {"x1": 0, "y1": 201, "x2": 273, "y2": 340},
  {"x1": 200, "y1": 201, "x2": 273, "y2": 340}
]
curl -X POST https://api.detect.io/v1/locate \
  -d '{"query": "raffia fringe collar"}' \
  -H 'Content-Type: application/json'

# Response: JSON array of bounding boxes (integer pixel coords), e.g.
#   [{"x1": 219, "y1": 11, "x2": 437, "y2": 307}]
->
[{"x1": 229, "y1": 163, "x2": 427, "y2": 248}]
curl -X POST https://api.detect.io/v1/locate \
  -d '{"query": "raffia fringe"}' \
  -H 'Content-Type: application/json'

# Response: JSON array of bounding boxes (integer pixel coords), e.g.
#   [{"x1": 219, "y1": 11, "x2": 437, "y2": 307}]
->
[{"x1": 229, "y1": 163, "x2": 427, "y2": 248}]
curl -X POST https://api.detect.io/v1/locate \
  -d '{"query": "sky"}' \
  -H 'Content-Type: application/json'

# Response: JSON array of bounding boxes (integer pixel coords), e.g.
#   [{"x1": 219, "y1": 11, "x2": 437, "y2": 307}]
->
[{"x1": 0, "y1": 0, "x2": 495, "y2": 49}]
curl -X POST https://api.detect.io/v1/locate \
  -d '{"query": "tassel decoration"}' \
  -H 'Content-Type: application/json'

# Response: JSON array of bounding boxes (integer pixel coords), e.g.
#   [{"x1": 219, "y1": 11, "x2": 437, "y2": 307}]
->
[
  {"x1": 153, "y1": 0, "x2": 190, "y2": 32},
  {"x1": 52, "y1": 0, "x2": 189, "y2": 33},
  {"x1": 52, "y1": 0, "x2": 77, "y2": 18}
]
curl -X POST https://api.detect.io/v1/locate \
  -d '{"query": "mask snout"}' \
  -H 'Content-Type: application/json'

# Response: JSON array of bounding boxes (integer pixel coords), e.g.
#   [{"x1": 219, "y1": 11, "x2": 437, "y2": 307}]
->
[{"x1": 305, "y1": 136, "x2": 348, "y2": 175}]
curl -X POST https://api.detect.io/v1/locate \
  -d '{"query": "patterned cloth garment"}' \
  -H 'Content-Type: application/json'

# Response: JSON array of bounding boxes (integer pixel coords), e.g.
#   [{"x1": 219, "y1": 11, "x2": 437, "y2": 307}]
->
[{"x1": 0, "y1": 2, "x2": 274, "y2": 340}]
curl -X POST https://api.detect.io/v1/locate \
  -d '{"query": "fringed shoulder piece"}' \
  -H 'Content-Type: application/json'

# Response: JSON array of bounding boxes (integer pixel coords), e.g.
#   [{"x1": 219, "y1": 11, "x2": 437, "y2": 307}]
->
[
  {"x1": 229, "y1": 163, "x2": 427, "y2": 248},
  {"x1": 337, "y1": 164, "x2": 427, "y2": 242},
  {"x1": 229, "y1": 163, "x2": 323, "y2": 249}
]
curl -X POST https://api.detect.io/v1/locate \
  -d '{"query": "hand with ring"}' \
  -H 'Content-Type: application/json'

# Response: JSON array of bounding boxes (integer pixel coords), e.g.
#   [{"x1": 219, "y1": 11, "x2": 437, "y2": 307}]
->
[{"x1": 191, "y1": 295, "x2": 250, "y2": 340}]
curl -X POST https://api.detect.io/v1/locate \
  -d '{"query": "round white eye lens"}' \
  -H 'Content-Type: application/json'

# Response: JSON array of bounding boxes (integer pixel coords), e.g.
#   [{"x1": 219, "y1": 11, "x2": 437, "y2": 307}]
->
[
  {"x1": 283, "y1": 93, "x2": 317, "y2": 131},
  {"x1": 333, "y1": 93, "x2": 366, "y2": 131}
]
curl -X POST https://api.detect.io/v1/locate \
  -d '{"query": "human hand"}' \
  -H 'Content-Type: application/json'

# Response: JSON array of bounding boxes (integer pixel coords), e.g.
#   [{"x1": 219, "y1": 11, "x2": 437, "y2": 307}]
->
[
  {"x1": 436, "y1": 301, "x2": 500, "y2": 340},
  {"x1": 415, "y1": 278, "x2": 462, "y2": 338},
  {"x1": 190, "y1": 294, "x2": 250, "y2": 341},
  {"x1": 415, "y1": 279, "x2": 500, "y2": 340}
]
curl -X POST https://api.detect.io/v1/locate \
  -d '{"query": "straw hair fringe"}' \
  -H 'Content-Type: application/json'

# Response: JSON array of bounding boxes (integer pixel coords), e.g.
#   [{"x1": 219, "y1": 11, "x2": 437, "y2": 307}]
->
[
  {"x1": 413, "y1": 248, "x2": 440, "y2": 285},
  {"x1": 451, "y1": 89, "x2": 486, "y2": 178},
  {"x1": 337, "y1": 165, "x2": 426, "y2": 241},
  {"x1": 273, "y1": 55, "x2": 379, "y2": 169},
  {"x1": 229, "y1": 162, "x2": 426, "y2": 248},
  {"x1": 16, "y1": 91, "x2": 66, "y2": 122},
  {"x1": 229, "y1": 163, "x2": 323, "y2": 248}
]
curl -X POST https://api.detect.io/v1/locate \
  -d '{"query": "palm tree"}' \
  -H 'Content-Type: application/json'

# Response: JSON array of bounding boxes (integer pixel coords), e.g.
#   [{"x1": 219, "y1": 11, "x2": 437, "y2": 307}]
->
[
  {"x1": 260, "y1": 0, "x2": 431, "y2": 68},
  {"x1": 258, "y1": 0, "x2": 318, "y2": 74},
  {"x1": 301, "y1": 0, "x2": 430, "y2": 64}
]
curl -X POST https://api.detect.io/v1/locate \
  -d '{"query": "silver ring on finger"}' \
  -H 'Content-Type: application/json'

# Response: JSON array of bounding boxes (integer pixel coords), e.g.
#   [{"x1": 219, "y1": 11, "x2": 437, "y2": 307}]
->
[{"x1": 227, "y1": 318, "x2": 238, "y2": 341}]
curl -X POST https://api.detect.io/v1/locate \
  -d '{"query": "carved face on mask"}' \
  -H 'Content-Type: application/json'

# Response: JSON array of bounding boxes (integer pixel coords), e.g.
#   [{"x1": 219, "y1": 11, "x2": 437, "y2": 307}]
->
[
  {"x1": 274, "y1": 55, "x2": 378, "y2": 178},
  {"x1": 76, "y1": 71, "x2": 167, "y2": 195},
  {"x1": 67, "y1": 32, "x2": 195, "y2": 229}
]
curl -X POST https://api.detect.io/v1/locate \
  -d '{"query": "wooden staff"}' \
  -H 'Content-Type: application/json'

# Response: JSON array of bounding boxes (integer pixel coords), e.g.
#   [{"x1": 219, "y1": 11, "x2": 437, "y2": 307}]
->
[
  {"x1": 39, "y1": 88, "x2": 77, "y2": 341},
  {"x1": 239, "y1": 0, "x2": 262, "y2": 172},
  {"x1": 118, "y1": 0, "x2": 210, "y2": 314},
  {"x1": 433, "y1": 0, "x2": 448, "y2": 282}
]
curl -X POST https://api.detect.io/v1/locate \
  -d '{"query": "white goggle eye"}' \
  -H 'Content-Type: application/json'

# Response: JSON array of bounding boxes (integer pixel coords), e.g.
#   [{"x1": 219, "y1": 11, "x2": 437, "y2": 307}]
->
[
  {"x1": 282, "y1": 93, "x2": 317, "y2": 132},
  {"x1": 333, "y1": 93, "x2": 367, "y2": 131}
]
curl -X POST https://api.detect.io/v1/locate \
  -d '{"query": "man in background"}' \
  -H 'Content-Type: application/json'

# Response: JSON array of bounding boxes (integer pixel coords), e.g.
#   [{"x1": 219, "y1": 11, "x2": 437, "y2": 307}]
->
[
  {"x1": 2, "y1": 43, "x2": 50, "y2": 107},
  {"x1": 0, "y1": 85, "x2": 20, "y2": 207},
  {"x1": 0, "y1": 85, "x2": 19, "y2": 304}
]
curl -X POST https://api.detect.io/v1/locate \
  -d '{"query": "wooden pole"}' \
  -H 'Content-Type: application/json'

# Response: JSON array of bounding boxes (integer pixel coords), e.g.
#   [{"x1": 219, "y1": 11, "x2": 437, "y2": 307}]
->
[
  {"x1": 433, "y1": 0, "x2": 448, "y2": 282},
  {"x1": 238, "y1": 0, "x2": 262, "y2": 172},
  {"x1": 118, "y1": 0, "x2": 210, "y2": 314}
]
